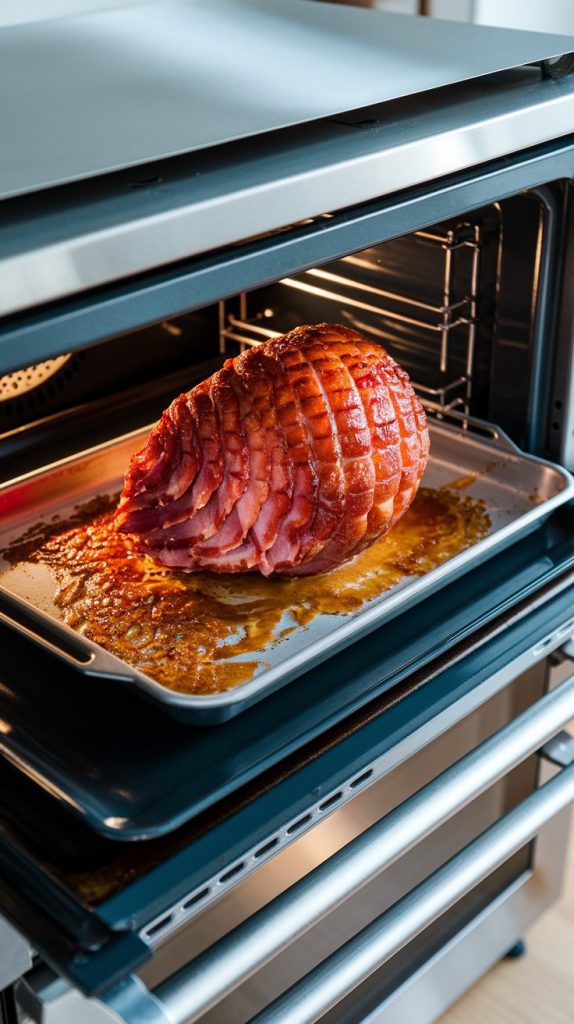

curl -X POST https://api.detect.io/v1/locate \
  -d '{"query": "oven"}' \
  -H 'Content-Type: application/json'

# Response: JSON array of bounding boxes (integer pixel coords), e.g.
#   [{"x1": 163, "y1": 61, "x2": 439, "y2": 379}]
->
[{"x1": 2, "y1": 5, "x2": 574, "y2": 1024}]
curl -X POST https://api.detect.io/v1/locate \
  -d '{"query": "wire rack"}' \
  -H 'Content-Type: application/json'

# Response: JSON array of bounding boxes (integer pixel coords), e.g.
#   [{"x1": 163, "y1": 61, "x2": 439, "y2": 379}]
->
[{"x1": 219, "y1": 223, "x2": 482, "y2": 415}]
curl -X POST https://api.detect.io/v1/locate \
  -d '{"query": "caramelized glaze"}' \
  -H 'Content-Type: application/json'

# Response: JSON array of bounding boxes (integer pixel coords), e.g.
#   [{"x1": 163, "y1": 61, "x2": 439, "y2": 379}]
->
[{"x1": 4, "y1": 487, "x2": 490, "y2": 696}]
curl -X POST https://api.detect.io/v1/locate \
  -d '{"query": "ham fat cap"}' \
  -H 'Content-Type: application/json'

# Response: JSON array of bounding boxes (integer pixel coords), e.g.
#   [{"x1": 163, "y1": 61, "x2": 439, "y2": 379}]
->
[{"x1": 117, "y1": 324, "x2": 430, "y2": 576}]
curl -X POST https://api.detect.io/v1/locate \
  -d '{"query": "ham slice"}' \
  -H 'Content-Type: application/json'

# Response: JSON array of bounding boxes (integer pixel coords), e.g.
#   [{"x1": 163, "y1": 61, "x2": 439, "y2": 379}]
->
[{"x1": 117, "y1": 324, "x2": 429, "y2": 576}]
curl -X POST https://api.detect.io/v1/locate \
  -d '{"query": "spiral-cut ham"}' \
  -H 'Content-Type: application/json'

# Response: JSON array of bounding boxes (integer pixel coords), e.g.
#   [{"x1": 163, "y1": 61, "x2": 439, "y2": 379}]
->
[{"x1": 117, "y1": 324, "x2": 430, "y2": 575}]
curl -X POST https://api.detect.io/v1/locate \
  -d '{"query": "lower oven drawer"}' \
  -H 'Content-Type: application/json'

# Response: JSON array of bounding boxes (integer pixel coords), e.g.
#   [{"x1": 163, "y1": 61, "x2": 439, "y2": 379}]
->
[{"x1": 16, "y1": 656, "x2": 574, "y2": 1024}]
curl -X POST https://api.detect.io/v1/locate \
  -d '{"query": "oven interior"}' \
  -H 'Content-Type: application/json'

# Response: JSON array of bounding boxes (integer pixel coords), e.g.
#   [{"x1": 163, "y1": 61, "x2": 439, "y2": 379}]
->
[
  {"x1": 1, "y1": 181, "x2": 574, "y2": 1011},
  {"x1": 0, "y1": 189, "x2": 562, "y2": 477}
]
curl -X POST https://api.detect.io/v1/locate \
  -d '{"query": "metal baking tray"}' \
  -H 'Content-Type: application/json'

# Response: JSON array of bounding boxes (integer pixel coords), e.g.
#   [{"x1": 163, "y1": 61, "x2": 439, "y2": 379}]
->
[{"x1": 0, "y1": 418, "x2": 573, "y2": 724}]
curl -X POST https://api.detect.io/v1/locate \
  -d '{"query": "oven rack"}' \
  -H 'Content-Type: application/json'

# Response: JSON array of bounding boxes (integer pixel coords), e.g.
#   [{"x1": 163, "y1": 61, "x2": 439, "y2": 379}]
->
[{"x1": 220, "y1": 224, "x2": 481, "y2": 413}]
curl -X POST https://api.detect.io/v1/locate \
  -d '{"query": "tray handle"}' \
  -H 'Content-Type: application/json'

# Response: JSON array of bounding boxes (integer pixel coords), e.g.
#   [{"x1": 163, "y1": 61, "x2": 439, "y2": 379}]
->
[
  {"x1": 424, "y1": 403, "x2": 522, "y2": 455},
  {"x1": 0, "y1": 588, "x2": 135, "y2": 681}
]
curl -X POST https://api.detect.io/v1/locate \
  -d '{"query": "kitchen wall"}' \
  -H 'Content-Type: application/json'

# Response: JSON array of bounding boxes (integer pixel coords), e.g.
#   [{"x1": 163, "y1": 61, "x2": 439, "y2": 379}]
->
[
  {"x1": 3, "y1": 0, "x2": 574, "y2": 34},
  {"x1": 378, "y1": 0, "x2": 574, "y2": 26},
  {"x1": 318, "y1": 0, "x2": 574, "y2": 30},
  {"x1": 472, "y1": 0, "x2": 574, "y2": 32}
]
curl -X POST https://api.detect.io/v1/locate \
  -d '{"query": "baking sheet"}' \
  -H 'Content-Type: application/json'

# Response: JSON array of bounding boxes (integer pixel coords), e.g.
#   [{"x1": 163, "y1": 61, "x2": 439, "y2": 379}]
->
[
  {"x1": 0, "y1": 420, "x2": 572, "y2": 722},
  {"x1": 1, "y1": 515, "x2": 574, "y2": 843}
]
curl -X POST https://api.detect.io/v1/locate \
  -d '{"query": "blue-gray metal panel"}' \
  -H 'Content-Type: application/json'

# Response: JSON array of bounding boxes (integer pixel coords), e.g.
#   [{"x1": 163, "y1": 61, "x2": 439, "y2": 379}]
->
[
  {"x1": 1, "y1": 134, "x2": 574, "y2": 376},
  {"x1": 2, "y1": 69, "x2": 574, "y2": 323}
]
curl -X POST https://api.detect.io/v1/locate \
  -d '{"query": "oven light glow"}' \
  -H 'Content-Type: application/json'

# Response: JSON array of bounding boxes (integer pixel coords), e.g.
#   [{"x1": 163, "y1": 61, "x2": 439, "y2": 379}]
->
[{"x1": 104, "y1": 817, "x2": 129, "y2": 829}]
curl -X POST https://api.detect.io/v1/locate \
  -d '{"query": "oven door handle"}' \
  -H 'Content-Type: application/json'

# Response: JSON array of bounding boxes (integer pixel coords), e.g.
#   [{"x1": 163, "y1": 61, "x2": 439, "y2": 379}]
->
[
  {"x1": 246, "y1": 760, "x2": 574, "y2": 1024},
  {"x1": 130, "y1": 674, "x2": 574, "y2": 1024}
]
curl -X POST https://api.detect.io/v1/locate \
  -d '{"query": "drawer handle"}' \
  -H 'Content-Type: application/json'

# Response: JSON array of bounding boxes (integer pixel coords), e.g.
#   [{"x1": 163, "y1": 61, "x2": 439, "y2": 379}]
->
[
  {"x1": 144, "y1": 675, "x2": 574, "y2": 1024},
  {"x1": 249, "y1": 761, "x2": 574, "y2": 1024}
]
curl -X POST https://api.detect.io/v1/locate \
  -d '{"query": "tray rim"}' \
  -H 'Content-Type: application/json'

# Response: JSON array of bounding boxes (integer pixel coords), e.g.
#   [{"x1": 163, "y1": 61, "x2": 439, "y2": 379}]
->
[{"x1": 1, "y1": 419, "x2": 573, "y2": 717}]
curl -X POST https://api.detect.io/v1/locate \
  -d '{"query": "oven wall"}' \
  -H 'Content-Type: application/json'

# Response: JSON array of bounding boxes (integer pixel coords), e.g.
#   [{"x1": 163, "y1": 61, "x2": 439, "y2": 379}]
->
[{"x1": 1, "y1": 193, "x2": 556, "y2": 478}]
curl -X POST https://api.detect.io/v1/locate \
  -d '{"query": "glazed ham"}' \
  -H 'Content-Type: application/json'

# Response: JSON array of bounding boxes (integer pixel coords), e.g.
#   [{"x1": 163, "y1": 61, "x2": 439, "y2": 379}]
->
[{"x1": 117, "y1": 324, "x2": 430, "y2": 575}]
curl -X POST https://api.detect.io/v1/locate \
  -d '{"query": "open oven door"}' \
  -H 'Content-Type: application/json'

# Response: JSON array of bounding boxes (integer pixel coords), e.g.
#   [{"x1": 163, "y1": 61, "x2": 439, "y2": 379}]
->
[
  {"x1": 12, "y1": 592, "x2": 574, "y2": 1023},
  {"x1": 0, "y1": 508, "x2": 572, "y2": 1021}
]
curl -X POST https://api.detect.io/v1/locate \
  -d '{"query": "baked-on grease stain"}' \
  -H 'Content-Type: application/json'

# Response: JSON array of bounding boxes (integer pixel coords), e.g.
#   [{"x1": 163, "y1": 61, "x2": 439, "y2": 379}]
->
[{"x1": 5, "y1": 489, "x2": 490, "y2": 695}]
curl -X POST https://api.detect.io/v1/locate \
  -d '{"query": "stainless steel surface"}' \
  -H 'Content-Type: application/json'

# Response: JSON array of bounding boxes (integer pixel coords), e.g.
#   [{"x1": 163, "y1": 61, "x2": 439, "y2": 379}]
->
[
  {"x1": 564, "y1": 637, "x2": 574, "y2": 659},
  {"x1": 137, "y1": 663, "x2": 543, "y2": 1000},
  {"x1": 16, "y1": 664, "x2": 573, "y2": 1024},
  {"x1": 15, "y1": 820, "x2": 570, "y2": 1024},
  {"x1": 248, "y1": 763, "x2": 574, "y2": 1024},
  {"x1": 551, "y1": 202, "x2": 574, "y2": 472},
  {"x1": 0, "y1": 913, "x2": 32, "y2": 990},
  {"x1": 2, "y1": 2, "x2": 574, "y2": 203},
  {"x1": 541, "y1": 729, "x2": 574, "y2": 767},
  {"x1": 17, "y1": 969, "x2": 170, "y2": 1024},
  {"x1": 150, "y1": 675, "x2": 574, "y2": 1023},
  {"x1": 367, "y1": 703, "x2": 573, "y2": 1024},
  {"x1": 0, "y1": 419, "x2": 572, "y2": 721},
  {"x1": 354, "y1": 813, "x2": 572, "y2": 1024},
  {"x1": 3, "y1": 70, "x2": 574, "y2": 324},
  {"x1": 140, "y1": 643, "x2": 571, "y2": 942}
]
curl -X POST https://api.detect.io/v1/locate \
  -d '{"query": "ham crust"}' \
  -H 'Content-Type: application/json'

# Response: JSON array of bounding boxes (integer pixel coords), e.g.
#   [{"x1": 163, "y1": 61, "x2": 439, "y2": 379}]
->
[{"x1": 117, "y1": 324, "x2": 429, "y2": 576}]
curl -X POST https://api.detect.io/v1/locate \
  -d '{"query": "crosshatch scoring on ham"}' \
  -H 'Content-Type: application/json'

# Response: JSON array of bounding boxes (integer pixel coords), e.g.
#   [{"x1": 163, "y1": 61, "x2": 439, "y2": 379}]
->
[{"x1": 116, "y1": 324, "x2": 430, "y2": 576}]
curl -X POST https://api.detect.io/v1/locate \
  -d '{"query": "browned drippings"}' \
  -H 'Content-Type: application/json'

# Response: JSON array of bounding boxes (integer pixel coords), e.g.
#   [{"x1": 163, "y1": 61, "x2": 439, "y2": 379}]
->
[
  {"x1": 447, "y1": 473, "x2": 480, "y2": 491},
  {"x1": 4, "y1": 488, "x2": 490, "y2": 696}
]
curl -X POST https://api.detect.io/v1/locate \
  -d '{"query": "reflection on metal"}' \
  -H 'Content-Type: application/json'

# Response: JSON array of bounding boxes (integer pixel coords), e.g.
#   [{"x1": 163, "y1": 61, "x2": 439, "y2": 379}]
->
[
  {"x1": 249, "y1": 764, "x2": 574, "y2": 1024},
  {"x1": 146, "y1": 678, "x2": 574, "y2": 1023},
  {"x1": 0, "y1": 914, "x2": 31, "y2": 991},
  {"x1": 17, "y1": 970, "x2": 170, "y2": 1024},
  {"x1": 541, "y1": 729, "x2": 574, "y2": 768}
]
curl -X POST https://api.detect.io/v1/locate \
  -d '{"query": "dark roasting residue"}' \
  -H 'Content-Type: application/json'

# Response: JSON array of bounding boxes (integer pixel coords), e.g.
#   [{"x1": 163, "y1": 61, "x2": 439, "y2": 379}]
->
[{"x1": 3, "y1": 487, "x2": 490, "y2": 695}]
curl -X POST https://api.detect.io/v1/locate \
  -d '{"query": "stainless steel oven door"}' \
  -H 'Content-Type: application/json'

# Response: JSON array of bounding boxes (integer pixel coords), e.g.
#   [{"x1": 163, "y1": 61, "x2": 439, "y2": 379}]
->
[{"x1": 16, "y1": 642, "x2": 574, "y2": 1024}]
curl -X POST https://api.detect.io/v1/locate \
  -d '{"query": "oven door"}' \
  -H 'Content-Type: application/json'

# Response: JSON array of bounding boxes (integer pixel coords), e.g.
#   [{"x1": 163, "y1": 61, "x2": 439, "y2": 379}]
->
[{"x1": 13, "y1": 580, "x2": 574, "y2": 1024}]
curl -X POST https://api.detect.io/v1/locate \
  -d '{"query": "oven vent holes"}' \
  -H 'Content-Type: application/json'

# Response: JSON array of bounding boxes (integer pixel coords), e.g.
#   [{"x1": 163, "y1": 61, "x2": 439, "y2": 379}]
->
[
  {"x1": 0, "y1": 356, "x2": 72, "y2": 400},
  {"x1": 219, "y1": 223, "x2": 482, "y2": 418},
  {"x1": 0, "y1": 352, "x2": 86, "y2": 426},
  {"x1": 141, "y1": 766, "x2": 375, "y2": 946}
]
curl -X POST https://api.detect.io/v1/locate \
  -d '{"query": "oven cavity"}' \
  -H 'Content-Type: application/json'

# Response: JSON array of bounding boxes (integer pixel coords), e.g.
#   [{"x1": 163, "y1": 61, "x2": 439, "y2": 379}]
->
[{"x1": 220, "y1": 222, "x2": 484, "y2": 418}]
